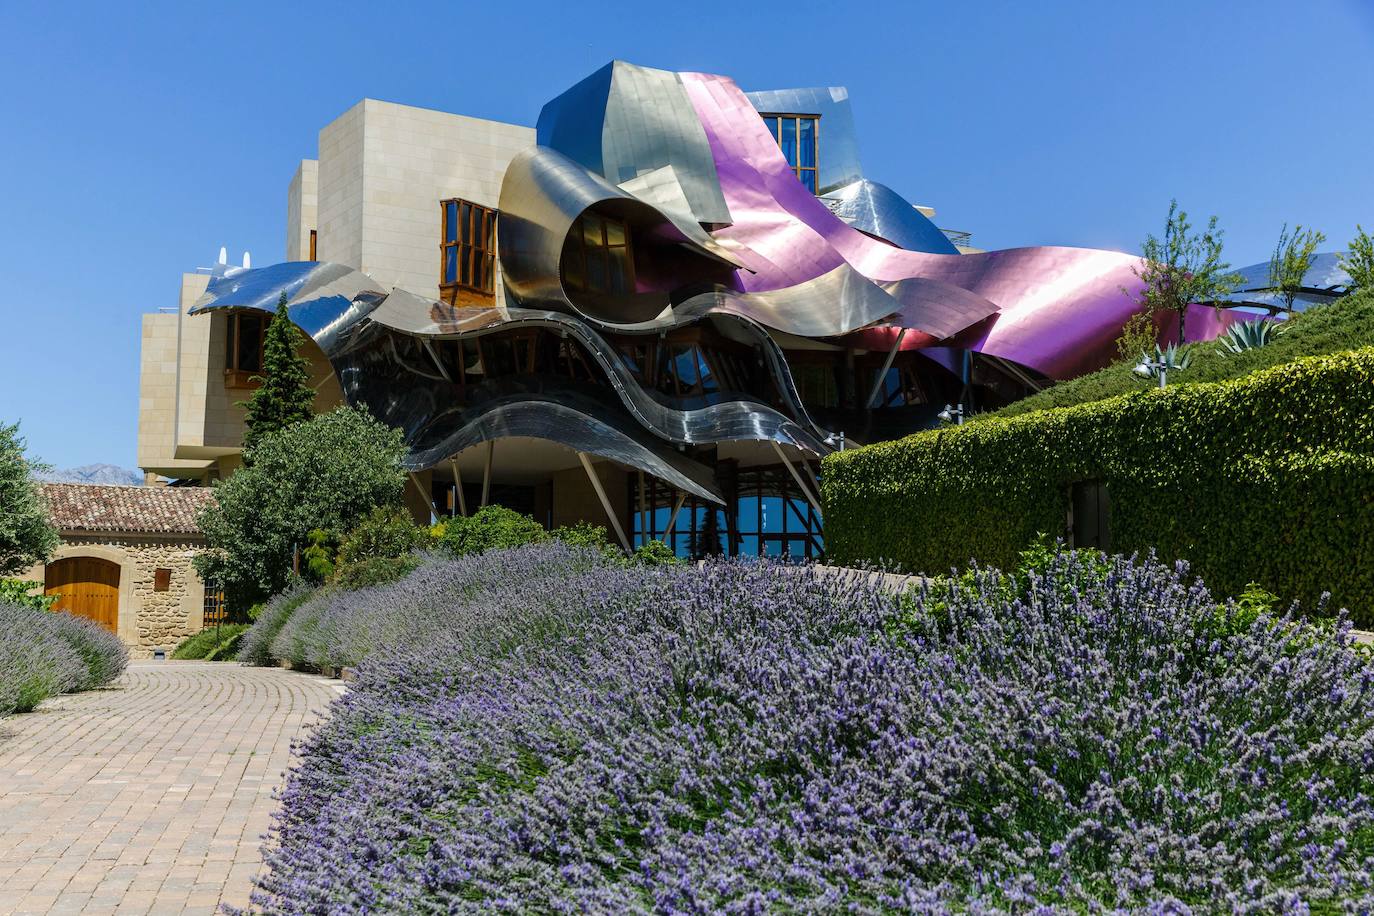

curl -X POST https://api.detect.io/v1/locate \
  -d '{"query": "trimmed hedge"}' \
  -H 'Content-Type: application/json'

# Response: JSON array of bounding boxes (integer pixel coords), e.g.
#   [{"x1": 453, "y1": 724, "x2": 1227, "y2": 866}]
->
[
  {"x1": 822, "y1": 348, "x2": 1374, "y2": 623},
  {"x1": 988, "y1": 290, "x2": 1374, "y2": 419}
]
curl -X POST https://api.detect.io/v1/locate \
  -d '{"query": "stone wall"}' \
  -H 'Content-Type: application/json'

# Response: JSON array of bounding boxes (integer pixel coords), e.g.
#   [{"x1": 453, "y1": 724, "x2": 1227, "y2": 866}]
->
[{"x1": 22, "y1": 535, "x2": 207, "y2": 658}]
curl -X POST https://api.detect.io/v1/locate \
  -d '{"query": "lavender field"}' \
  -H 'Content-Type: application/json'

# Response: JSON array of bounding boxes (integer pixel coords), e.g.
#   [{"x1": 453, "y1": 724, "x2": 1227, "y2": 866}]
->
[
  {"x1": 242, "y1": 544, "x2": 1374, "y2": 912},
  {"x1": 0, "y1": 601, "x2": 128, "y2": 716}
]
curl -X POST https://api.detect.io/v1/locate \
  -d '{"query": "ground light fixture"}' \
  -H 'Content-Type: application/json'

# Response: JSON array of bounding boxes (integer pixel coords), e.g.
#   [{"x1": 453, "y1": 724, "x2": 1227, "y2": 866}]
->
[
  {"x1": 937, "y1": 403, "x2": 965, "y2": 425},
  {"x1": 1133, "y1": 356, "x2": 1169, "y2": 388}
]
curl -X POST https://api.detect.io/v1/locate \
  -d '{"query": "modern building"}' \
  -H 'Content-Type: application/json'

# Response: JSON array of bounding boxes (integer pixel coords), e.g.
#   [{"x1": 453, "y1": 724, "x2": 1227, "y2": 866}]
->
[
  {"x1": 139, "y1": 61, "x2": 1295, "y2": 559},
  {"x1": 19, "y1": 484, "x2": 216, "y2": 656}
]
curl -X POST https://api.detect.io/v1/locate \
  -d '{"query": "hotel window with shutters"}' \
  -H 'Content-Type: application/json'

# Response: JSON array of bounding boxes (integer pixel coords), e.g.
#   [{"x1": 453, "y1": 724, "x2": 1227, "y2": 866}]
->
[
  {"x1": 440, "y1": 199, "x2": 497, "y2": 297},
  {"x1": 760, "y1": 114, "x2": 819, "y2": 193}
]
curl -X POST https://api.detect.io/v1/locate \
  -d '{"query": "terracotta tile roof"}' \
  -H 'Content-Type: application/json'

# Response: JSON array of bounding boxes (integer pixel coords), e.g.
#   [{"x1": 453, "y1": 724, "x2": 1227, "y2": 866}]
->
[{"x1": 40, "y1": 483, "x2": 215, "y2": 537}]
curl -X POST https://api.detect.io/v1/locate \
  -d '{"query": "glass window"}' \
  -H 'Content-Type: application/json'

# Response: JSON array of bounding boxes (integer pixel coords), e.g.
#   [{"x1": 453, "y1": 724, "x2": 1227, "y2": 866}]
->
[
  {"x1": 565, "y1": 212, "x2": 633, "y2": 296},
  {"x1": 224, "y1": 312, "x2": 266, "y2": 374},
  {"x1": 759, "y1": 113, "x2": 819, "y2": 194},
  {"x1": 440, "y1": 198, "x2": 497, "y2": 294}
]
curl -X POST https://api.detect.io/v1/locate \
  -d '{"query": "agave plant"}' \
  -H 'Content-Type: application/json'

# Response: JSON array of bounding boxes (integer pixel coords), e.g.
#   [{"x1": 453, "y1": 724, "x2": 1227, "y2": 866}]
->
[
  {"x1": 1133, "y1": 342, "x2": 1191, "y2": 386},
  {"x1": 1216, "y1": 317, "x2": 1286, "y2": 355}
]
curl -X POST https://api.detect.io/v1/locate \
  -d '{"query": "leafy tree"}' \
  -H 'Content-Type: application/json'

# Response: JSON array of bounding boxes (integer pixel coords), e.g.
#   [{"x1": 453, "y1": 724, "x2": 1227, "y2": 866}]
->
[
  {"x1": 193, "y1": 407, "x2": 406, "y2": 611},
  {"x1": 1267, "y1": 223, "x2": 1327, "y2": 316},
  {"x1": 1340, "y1": 225, "x2": 1374, "y2": 293},
  {"x1": 241, "y1": 294, "x2": 316, "y2": 455},
  {"x1": 1129, "y1": 200, "x2": 1242, "y2": 344},
  {"x1": 0, "y1": 421, "x2": 58, "y2": 576}
]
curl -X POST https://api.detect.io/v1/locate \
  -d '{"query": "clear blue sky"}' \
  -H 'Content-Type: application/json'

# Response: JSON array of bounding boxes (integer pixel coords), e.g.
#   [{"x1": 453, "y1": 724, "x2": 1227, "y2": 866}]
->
[{"x1": 2, "y1": 0, "x2": 1371, "y2": 470}]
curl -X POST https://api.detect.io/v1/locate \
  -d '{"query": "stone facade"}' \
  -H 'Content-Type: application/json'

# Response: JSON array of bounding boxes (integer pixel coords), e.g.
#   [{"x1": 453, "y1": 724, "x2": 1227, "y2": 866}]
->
[{"x1": 26, "y1": 484, "x2": 215, "y2": 658}]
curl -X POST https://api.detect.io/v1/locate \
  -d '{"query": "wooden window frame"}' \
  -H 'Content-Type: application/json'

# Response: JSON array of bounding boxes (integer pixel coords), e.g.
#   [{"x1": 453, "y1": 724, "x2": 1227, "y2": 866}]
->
[
  {"x1": 564, "y1": 211, "x2": 635, "y2": 296},
  {"x1": 223, "y1": 311, "x2": 267, "y2": 389},
  {"x1": 440, "y1": 199, "x2": 497, "y2": 297},
  {"x1": 308, "y1": 229, "x2": 317, "y2": 261},
  {"x1": 760, "y1": 113, "x2": 819, "y2": 193}
]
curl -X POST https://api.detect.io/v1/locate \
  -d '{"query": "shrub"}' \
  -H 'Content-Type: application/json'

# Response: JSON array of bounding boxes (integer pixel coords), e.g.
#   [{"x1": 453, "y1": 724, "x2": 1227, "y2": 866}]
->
[
  {"x1": 249, "y1": 547, "x2": 1374, "y2": 911},
  {"x1": 0, "y1": 602, "x2": 127, "y2": 715},
  {"x1": 439, "y1": 505, "x2": 548, "y2": 557},
  {"x1": 988, "y1": 286, "x2": 1374, "y2": 419},
  {"x1": 551, "y1": 521, "x2": 619, "y2": 558},
  {"x1": 0, "y1": 577, "x2": 56, "y2": 611},
  {"x1": 172, "y1": 623, "x2": 249, "y2": 661},
  {"x1": 193, "y1": 406, "x2": 407, "y2": 610},
  {"x1": 822, "y1": 348, "x2": 1374, "y2": 623},
  {"x1": 631, "y1": 538, "x2": 678, "y2": 566},
  {"x1": 238, "y1": 584, "x2": 314, "y2": 666}
]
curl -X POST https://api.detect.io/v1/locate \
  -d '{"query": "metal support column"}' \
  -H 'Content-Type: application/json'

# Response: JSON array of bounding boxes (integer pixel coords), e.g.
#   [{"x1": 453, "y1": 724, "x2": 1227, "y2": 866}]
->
[
  {"x1": 866, "y1": 328, "x2": 908, "y2": 409},
  {"x1": 578, "y1": 452, "x2": 630, "y2": 553},
  {"x1": 637, "y1": 471, "x2": 647, "y2": 546},
  {"x1": 662, "y1": 490, "x2": 688, "y2": 539},
  {"x1": 480, "y1": 441, "x2": 494, "y2": 508},
  {"x1": 449, "y1": 459, "x2": 467, "y2": 518},
  {"x1": 770, "y1": 441, "x2": 823, "y2": 516}
]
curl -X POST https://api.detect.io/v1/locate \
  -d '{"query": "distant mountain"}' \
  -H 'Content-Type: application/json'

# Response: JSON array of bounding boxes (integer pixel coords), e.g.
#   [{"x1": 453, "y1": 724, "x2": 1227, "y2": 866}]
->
[{"x1": 36, "y1": 464, "x2": 144, "y2": 487}]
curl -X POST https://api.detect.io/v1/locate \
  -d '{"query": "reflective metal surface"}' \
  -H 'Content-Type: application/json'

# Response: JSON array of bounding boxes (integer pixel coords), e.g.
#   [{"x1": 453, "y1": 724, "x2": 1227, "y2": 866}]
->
[
  {"x1": 189, "y1": 60, "x2": 1325, "y2": 505},
  {"x1": 821, "y1": 179, "x2": 959, "y2": 255},
  {"x1": 1216, "y1": 252, "x2": 1352, "y2": 313}
]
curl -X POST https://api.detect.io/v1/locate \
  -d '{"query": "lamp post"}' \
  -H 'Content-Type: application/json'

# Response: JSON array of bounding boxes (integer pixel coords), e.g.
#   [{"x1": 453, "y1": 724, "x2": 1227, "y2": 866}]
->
[
  {"x1": 1133, "y1": 357, "x2": 1169, "y2": 389},
  {"x1": 823, "y1": 431, "x2": 846, "y2": 452},
  {"x1": 937, "y1": 403, "x2": 965, "y2": 426}
]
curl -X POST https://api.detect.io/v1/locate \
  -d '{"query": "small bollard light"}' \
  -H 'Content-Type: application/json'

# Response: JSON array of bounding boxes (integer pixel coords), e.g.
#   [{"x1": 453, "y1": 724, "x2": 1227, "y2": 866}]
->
[{"x1": 937, "y1": 403, "x2": 965, "y2": 426}]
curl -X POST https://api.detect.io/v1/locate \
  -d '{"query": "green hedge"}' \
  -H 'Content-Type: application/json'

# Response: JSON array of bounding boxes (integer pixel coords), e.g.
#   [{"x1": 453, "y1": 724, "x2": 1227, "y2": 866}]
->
[
  {"x1": 987, "y1": 290, "x2": 1374, "y2": 419},
  {"x1": 822, "y1": 348, "x2": 1374, "y2": 623}
]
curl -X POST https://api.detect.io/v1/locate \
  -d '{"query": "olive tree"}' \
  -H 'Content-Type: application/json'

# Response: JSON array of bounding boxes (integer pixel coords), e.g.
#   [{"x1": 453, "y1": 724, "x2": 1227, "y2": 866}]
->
[
  {"x1": 1129, "y1": 200, "x2": 1242, "y2": 344},
  {"x1": 193, "y1": 407, "x2": 407, "y2": 611},
  {"x1": 1340, "y1": 225, "x2": 1374, "y2": 293},
  {"x1": 0, "y1": 421, "x2": 59, "y2": 576},
  {"x1": 1267, "y1": 223, "x2": 1327, "y2": 315}
]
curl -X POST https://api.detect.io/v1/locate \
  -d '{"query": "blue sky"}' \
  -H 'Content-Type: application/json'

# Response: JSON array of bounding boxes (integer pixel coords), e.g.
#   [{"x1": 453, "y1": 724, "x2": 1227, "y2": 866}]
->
[{"x1": 2, "y1": 0, "x2": 1371, "y2": 470}]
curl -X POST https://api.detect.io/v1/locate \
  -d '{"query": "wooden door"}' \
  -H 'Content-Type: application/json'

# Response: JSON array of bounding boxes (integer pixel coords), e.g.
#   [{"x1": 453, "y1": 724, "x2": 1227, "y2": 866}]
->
[{"x1": 44, "y1": 557, "x2": 120, "y2": 632}]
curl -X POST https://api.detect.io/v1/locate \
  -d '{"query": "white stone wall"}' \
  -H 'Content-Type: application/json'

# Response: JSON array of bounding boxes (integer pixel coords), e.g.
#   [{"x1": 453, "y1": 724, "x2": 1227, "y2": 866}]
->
[
  {"x1": 315, "y1": 99, "x2": 535, "y2": 302},
  {"x1": 286, "y1": 159, "x2": 318, "y2": 261}
]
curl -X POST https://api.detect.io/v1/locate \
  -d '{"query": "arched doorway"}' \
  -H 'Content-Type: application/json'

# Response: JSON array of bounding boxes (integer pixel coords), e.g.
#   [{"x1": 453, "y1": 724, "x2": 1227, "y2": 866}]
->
[{"x1": 45, "y1": 557, "x2": 120, "y2": 632}]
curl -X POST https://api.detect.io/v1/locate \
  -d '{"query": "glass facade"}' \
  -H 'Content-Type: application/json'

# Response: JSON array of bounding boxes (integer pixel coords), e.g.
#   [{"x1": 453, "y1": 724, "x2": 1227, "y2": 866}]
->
[
  {"x1": 441, "y1": 199, "x2": 496, "y2": 294},
  {"x1": 565, "y1": 212, "x2": 633, "y2": 295},
  {"x1": 761, "y1": 114, "x2": 819, "y2": 193},
  {"x1": 630, "y1": 464, "x2": 824, "y2": 561}
]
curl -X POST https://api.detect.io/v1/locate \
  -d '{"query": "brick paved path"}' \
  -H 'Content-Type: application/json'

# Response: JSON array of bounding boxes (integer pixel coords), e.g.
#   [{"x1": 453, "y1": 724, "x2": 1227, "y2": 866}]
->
[{"x1": 0, "y1": 661, "x2": 342, "y2": 915}]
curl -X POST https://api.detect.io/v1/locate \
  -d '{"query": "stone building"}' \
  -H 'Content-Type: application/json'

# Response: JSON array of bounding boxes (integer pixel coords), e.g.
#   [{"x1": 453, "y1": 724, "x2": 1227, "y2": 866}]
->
[{"x1": 21, "y1": 483, "x2": 215, "y2": 658}]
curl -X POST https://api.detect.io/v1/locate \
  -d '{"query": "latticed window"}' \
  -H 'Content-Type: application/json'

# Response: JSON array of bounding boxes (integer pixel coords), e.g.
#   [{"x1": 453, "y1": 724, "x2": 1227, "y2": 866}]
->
[
  {"x1": 760, "y1": 114, "x2": 819, "y2": 193},
  {"x1": 441, "y1": 199, "x2": 496, "y2": 294},
  {"x1": 564, "y1": 212, "x2": 633, "y2": 295}
]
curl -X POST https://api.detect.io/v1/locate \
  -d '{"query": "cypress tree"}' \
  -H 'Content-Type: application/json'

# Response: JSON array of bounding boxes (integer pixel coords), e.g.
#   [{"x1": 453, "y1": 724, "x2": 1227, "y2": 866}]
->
[{"x1": 241, "y1": 293, "x2": 316, "y2": 455}]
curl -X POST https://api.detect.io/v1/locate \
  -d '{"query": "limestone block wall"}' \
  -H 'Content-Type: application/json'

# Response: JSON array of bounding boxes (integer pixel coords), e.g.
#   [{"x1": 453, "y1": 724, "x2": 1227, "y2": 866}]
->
[
  {"x1": 286, "y1": 158, "x2": 319, "y2": 261},
  {"x1": 314, "y1": 99, "x2": 535, "y2": 302},
  {"x1": 23, "y1": 536, "x2": 208, "y2": 658}
]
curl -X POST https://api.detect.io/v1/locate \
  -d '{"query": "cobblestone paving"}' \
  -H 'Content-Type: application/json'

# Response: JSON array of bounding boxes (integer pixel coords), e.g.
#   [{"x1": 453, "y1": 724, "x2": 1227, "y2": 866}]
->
[{"x1": 0, "y1": 661, "x2": 342, "y2": 915}]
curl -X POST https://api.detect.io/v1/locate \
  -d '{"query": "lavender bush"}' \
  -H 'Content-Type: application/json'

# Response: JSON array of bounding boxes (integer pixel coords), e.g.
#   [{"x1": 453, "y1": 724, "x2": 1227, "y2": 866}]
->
[
  {"x1": 0, "y1": 600, "x2": 127, "y2": 715},
  {"x1": 248, "y1": 546, "x2": 1374, "y2": 912}
]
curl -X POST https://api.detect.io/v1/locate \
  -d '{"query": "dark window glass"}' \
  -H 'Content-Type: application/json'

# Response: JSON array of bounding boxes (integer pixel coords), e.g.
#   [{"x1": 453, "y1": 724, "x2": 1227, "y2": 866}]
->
[
  {"x1": 759, "y1": 113, "x2": 819, "y2": 194},
  {"x1": 780, "y1": 119, "x2": 797, "y2": 166},
  {"x1": 236, "y1": 314, "x2": 264, "y2": 372},
  {"x1": 440, "y1": 198, "x2": 497, "y2": 294},
  {"x1": 798, "y1": 117, "x2": 816, "y2": 168},
  {"x1": 566, "y1": 212, "x2": 632, "y2": 296}
]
